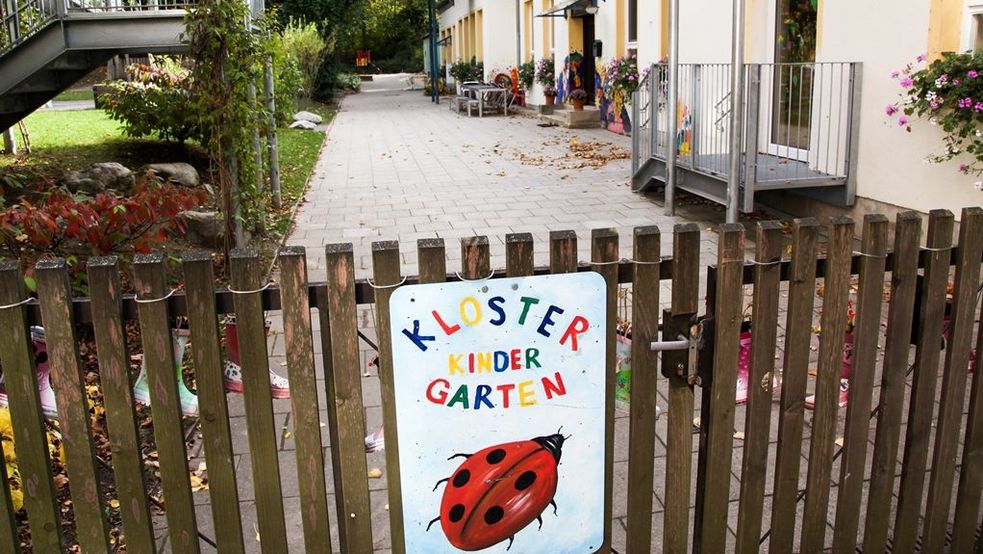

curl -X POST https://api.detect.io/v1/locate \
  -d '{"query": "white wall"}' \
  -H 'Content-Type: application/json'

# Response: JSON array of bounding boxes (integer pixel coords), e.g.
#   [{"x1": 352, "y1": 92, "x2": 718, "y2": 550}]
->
[{"x1": 438, "y1": 0, "x2": 520, "y2": 83}]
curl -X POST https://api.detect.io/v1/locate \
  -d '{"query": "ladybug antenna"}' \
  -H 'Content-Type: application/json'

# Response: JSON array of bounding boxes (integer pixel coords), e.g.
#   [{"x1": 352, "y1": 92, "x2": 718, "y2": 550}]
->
[{"x1": 556, "y1": 426, "x2": 563, "y2": 434}]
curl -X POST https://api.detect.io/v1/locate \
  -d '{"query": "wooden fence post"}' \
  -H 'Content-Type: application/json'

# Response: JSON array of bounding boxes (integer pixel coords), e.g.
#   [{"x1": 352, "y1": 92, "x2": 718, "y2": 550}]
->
[
  {"x1": 36, "y1": 259, "x2": 110, "y2": 552},
  {"x1": 769, "y1": 218, "x2": 820, "y2": 553},
  {"x1": 893, "y1": 210, "x2": 954, "y2": 552},
  {"x1": 664, "y1": 224, "x2": 699, "y2": 554},
  {"x1": 323, "y1": 243, "x2": 373, "y2": 552},
  {"x1": 625, "y1": 226, "x2": 660, "y2": 553},
  {"x1": 832, "y1": 214, "x2": 888, "y2": 552},
  {"x1": 371, "y1": 240, "x2": 405, "y2": 554},
  {"x1": 182, "y1": 251, "x2": 245, "y2": 553},
  {"x1": 862, "y1": 212, "x2": 922, "y2": 552},
  {"x1": 801, "y1": 217, "x2": 854, "y2": 553},
  {"x1": 592, "y1": 228, "x2": 618, "y2": 553},
  {"x1": 0, "y1": 261, "x2": 59, "y2": 551},
  {"x1": 277, "y1": 246, "x2": 332, "y2": 551},
  {"x1": 461, "y1": 236, "x2": 491, "y2": 279},
  {"x1": 734, "y1": 221, "x2": 784, "y2": 554},
  {"x1": 700, "y1": 224, "x2": 745, "y2": 552},
  {"x1": 132, "y1": 253, "x2": 200, "y2": 554},
  {"x1": 550, "y1": 230, "x2": 578, "y2": 273},
  {"x1": 229, "y1": 249, "x2": 288, "y2": 551},
  {"x1": 418, "y1": 238, "x2": 447, "y2": 284},
  {"x1": 505, "y1": 233, "x2": 534, "y2": 277},
  {"x1": 87, "y1": 256, "x2": 156, "y2": 553},
  {"x1": 922, "y1": 207, "x2": 983, "y2": 552}
]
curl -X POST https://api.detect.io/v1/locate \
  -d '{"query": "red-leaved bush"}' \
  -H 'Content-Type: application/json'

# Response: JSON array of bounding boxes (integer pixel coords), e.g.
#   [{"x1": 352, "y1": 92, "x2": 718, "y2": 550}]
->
[{"x1": 0, "y1": 181, "x2": 205, "y2": 255}]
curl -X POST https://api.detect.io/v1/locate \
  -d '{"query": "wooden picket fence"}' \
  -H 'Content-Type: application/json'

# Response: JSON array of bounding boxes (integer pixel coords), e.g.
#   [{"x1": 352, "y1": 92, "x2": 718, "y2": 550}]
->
[{"x1": 0, "y1": 208, "x2": 981, "y2": 553}]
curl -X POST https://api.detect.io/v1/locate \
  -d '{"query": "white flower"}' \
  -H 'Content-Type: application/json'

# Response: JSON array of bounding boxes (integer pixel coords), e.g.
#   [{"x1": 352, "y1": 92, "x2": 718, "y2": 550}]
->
[
  {"x1": 926, "y1": 91, "x2": 937, "y2": 101},
  {"x1": 975, "y1": 181, "x2": 983, "y2": 191},
  {"x1": 929, "y1": 118, "x2": 938, "y2": 125},
  {"x1": 976, "y1": 130, "x2": 982, "y2": 138}
]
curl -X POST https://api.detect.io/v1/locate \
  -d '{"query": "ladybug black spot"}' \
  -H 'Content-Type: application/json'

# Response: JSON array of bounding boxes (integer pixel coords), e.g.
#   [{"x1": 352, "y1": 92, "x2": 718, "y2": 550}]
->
[
  {"x1": 449, "y1": 504, "x2": 465, "y2": 523},
  {"x1": 452, "y1": 469, "x2": 470, "y2": 487},
  {"x1": 486, "y1": 449, "x2": 506, "y2": 464},
  {"x1": 484, "y1": 506, "x2": 505, "y2": 525},
  {"x1": 514, "y1": 470, "x2": 537, "y2": 491}
]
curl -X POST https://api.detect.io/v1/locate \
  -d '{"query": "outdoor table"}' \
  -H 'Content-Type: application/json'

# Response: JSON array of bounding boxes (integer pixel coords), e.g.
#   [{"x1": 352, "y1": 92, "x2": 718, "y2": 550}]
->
[{"x1": 469, "y1": 86, "x2": 507, "y2": 117}]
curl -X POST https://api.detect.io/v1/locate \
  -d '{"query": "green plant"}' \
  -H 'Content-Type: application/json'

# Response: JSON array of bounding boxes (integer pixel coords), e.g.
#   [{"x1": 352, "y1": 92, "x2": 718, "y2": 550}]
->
[
  {"x1": 100, "y1": 62, "x2": 200, "y2": 143},
  {"x1": 605, "y1": 55, "x2": 641, "y2": 97},
  {"x1": 536, "y1": 55, "x2": 556, "y2": 96},
  {"x1": 518, "y1": 59, "x2": 535, "y2": 90},
  {"x1": 281, "y1": 19, "x2": 328, "y2": 99},
  {"x1": 569, "y1": 88, "x2": 588, "y2": 102},
  {"x1": 336, "y1": 72, "x2": 362, "y2": 92},
  {"x1": 888, "y1": 51, "x2": 983, "y2": 184},
  {"x1": 450, "y1": 58, "x2": 484, "y2": 83}
]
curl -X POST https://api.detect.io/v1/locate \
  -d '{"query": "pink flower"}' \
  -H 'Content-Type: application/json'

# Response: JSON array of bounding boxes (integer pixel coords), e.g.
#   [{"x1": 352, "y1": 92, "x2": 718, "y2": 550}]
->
[
  {"x1": 970, "y1": 70, "x2": 979, "y2": 79},
  {"x1": 917, "y1": 53, "x2": 927, "y2": 62},
  {"x1": 885, "y1": 104, "x2": 898, "y2": 116},
  {"x1": 954, "y1": 79, "x2": 961, "y2": 86},
  {"x1": 898, "y1": 115, "x2": 909, "y2": 126},
  {"x1": 900, "y1": 77, "x2": 914, "y2": 88},
  {"x1": 931, "y1": 100, "x2": 942, "y2": 110},
  {"x1": 976, "y1": 102, "x2": 983, "y2": 112},
  {"x1": 959, "y1": 97, "x2": 974, "y2": 108},
  {"x1": 891, "y1": 70, "x2": 900, "y2": 79}
]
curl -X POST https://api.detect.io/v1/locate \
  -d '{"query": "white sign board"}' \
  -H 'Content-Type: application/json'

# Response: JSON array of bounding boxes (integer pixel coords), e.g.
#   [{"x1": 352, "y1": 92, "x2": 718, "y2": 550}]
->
[{"x1": 390, "y1": 272, "x2": 607, "y2": 553}]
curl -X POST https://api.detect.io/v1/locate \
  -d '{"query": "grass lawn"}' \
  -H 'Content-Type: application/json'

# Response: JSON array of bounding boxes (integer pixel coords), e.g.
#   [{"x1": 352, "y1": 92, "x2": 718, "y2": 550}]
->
[
  {"x1": 1, "y1": 106, "x2": 330, "y2": 245},
  {"x1": 52, "y1": 89, "x2": 94, "y2": 102}
]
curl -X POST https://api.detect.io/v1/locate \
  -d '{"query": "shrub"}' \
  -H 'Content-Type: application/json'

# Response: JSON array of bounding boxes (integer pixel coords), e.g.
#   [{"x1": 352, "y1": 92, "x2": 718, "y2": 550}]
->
[
  {"x1": 336, "y1": 72, "x2": 362, "y2": 92},
  {"x1": 100, "y1": 61, "x2": 200, "y2": 143},
  {"x1": 281, "y1": 20, "x2": 328, "y2": 99},
  {"x1": 606, "y1": 55, "x2": 641, "y2": 97},
  {"x1": 450, "y1": 58, "x2": 484, "y2": 83},
  {"x1": 887, "y1": 51, "x2": 983, "y2": 184},
  {"x1": 0, "y1": 177, "x2": 205, "y2": 255},
  {"x1": 569, "y1": 88, "x2": 588, "y2": 101},
  {"x1": 518, "y1": 59, "x2": 535, "y2": 90},
  {"x1": 269, "y1": 30, "x2": 305, "y2": 125}
]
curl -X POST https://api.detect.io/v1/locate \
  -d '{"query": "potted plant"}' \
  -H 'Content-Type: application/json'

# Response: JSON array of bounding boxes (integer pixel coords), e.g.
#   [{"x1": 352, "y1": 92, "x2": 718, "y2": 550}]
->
[
  {"x1": 569, "y1": 88, "x2": 588, "y2": 111},
  {"x1": 535, "y1": 54, "x2": 556, "y2": 105}
]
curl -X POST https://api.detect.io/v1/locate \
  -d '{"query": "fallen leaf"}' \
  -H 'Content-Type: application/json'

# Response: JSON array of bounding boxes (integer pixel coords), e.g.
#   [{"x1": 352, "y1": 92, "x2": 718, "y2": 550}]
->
[{"x1": 368, "y1": 468, "x2": 382, "y2": 479}]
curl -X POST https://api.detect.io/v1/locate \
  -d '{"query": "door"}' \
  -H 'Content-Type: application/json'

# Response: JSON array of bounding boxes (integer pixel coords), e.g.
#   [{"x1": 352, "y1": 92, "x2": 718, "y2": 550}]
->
[
  {"x1": 581, "y1": 14, "x2": 596, "y2": 104},
  {"x1": 767, "y1": 0, "x2": 817, "y2": 161}
]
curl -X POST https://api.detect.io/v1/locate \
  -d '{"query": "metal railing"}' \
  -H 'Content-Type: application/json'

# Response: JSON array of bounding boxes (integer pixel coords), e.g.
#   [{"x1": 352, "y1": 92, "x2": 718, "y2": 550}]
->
[
  {"x1": 65, "y1": 0, "x2": 198, "y2": 13},
  {"x1": 632, "y1": 61, "x2": 860, "y2": 190}
]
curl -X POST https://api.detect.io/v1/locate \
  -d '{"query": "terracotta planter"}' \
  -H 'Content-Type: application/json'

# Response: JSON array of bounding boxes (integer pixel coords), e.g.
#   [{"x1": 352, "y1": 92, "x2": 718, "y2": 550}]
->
[
  {"x1": 545, "y1": 95, "x2": 556, "y2": 106},
  {"x1": 571, "y1": 98, "x2": 585, "y2": 111}
]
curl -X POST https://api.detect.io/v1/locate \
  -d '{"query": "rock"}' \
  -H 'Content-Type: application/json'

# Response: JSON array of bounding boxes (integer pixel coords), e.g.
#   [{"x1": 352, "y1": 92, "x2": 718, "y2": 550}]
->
[
  {"x1": 292, "y1": 110, "x2": 323, "y2": 124},
  {"x1": 141, "y1": 162, "x2": 200, "y2": 187},
  {"x1": 289, "y1": 120, "x2": 318, "y2": 130},
  {"x1": 179, "y1": 210, "x2": 224, "y2": 247},
  {"x1": 63, "y1": 162, "x2": 134, "y2": 195}
]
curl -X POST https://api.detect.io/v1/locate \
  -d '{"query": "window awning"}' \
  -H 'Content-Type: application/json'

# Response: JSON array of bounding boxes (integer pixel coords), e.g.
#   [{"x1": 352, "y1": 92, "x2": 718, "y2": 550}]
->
[{"x1": 536, "y1": 0, "x2": 588, "y2": 18}]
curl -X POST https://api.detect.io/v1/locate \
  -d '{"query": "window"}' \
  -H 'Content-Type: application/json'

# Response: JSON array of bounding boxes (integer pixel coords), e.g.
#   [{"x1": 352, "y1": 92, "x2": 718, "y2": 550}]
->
[
  {"x1": 628, "y1": 0, "x2": 638, "y2": 42},
  {"x1": 975, "y1": 14, "x2": 983, "y2": 50}
]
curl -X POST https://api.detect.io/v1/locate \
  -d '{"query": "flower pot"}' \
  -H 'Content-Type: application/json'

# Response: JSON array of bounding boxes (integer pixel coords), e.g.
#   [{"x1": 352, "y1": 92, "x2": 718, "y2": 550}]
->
[
  {"x1": 545, "y1": 95, "x2": 556, "y2": 106},
  {"x1": 571, "y1": 98, "x2": 585, "y2": 111}
]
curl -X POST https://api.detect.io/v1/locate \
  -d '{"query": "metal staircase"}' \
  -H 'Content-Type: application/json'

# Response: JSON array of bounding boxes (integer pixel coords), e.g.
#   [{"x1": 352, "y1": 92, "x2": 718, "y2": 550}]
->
[
  {"x1": 631, "y1": 62, "x2": 862, "y2": 213},
  {"x1": 0, "y1": 0, "x2": 194, "y2": 130}
]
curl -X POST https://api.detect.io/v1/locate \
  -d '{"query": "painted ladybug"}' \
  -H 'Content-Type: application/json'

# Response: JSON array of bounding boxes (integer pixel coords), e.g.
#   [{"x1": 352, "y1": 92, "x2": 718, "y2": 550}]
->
[{"x1": 427, "y1": 432, "x2": 566, "y2": 551}]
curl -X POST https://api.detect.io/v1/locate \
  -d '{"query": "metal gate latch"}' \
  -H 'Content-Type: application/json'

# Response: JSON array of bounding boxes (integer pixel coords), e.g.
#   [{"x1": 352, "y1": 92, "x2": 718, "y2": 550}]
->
[{"x1": 652, "y1": 311, "x2": 713, "y2": 386}]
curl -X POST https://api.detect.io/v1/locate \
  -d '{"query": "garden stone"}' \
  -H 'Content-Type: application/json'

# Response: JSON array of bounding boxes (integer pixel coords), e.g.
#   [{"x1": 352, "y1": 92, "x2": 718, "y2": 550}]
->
[
  {"x1": 63, "y1": 162, "x2": 134, "y2": 195},
  {"x1": 289, "y1": 120, "x2": 318, "y2": 130},
  {"x1": 292, "y1": 110, "x2": 323, "y2": 124},
  {"x1": 179, "y1": 210, "x2": 224, "y2": 247},
  {"x1": 141, "y1": 162, "x2": 200, "y2": 187}
]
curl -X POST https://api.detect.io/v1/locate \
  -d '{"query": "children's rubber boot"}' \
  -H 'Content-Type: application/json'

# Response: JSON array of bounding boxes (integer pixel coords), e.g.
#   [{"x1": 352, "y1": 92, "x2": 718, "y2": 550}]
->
[
  {"x1": 0, "y1": 327, "x2": 58, "y2": 418},
  {"x1": 806, "y1": 333, "x2": 853, "y2": 411},
  {"x1": 365, "y1": 424, "x2": 385, "y2": 453},
  {"x1": 132, "y1": 329, "x2": 199, "y2": 417},
  {"x1": 735, "y1": 330, "x2": 782, "y2": 405},
  {"x1": 223, "y1": 317, "x2": 291, "y2": 399}
]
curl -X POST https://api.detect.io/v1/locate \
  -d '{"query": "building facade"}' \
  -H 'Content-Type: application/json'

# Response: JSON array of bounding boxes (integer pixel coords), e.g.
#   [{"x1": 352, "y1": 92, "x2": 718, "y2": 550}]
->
[{"x1": 434, "y1": 0, "x2": 983, "y2": 219}]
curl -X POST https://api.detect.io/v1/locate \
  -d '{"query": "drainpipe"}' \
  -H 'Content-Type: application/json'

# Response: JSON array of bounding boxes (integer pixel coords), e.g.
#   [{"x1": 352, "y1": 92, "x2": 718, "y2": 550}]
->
[
  {"x1": 516, "y1": 0, "x2": 521, "y2": 66},
  {"x1": 428, "y1": 0, "x2": 439, "y2": 103},
  {"x1": 726, "y1": 0, "x2": 745, "y2": 224},
  {"x1": 665, "y1": 0, "x2": 679, "y2": 216}
]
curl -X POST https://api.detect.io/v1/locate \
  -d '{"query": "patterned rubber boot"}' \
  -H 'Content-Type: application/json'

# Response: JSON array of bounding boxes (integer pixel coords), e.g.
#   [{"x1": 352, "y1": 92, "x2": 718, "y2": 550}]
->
[
  {"x1": 365, "y1": 424, "x2": 385, "y2": 453},
  {"x1": 806, "y1": 333, "x2": 852, "y2": 410},
  {"x1": 223, "y1": 317, "x2": 290, "y2": 399},
  {"x1": 0, "y1": 327, "x2": 58, "y2": 418},
  {"x1": 735, "y1": 331, "x2": 752, "y2": 405},
  {"x1": 132, "y1": 329, "x2": 199, "y2": 417}
]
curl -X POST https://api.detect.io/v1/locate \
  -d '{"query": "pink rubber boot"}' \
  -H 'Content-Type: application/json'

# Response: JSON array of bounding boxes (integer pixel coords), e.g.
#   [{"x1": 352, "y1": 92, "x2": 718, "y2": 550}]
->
[{"x1": 223, "y1": 317, "x2": 290, "y2": 399}]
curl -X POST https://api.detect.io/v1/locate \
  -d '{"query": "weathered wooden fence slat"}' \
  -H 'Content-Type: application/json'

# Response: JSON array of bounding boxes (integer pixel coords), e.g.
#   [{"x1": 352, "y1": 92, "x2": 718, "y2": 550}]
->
[
  {"x1": 182, "y1": 251, "x2": 245, "y2": 554},
  {"x1": 461, "y1": 236, "x2": 491, "y2": 279},
  {"x1": 862, "y1": 211, "x2": 923, "y2": 552},
  {"x1": 279, "y1": 246, "x2": 332, "y2": 551},
  {"x1": 832, "y1": 214, "x2": 888, "y2": 552},
  {"x1": 0, "y1": 456, "x2": 16, "y2": 553},
  {"x1": 922, "y1": 207, "x2": 983, "y2": 552},
  {"x1": 769, "y1": 218, "x2": 820, "y2": 553},
  {"x1": 132, "y1": 254, "x2": 200, "y2": 554},
  {"x1": 550, "y1": 230, "x2": 578, "y2": 274},
  {"x1": 664, "y1": 223, "x2": 700, "y2": 554},
  {"x1": 592, "y1": 228, "x2": 619, "y2": 553},
  {"x1": 894, "y1": 209, "x2": 955, "y2": 552},
  {"x1": 230, "y1": 249, "x2": 288, "y2": 552},
  {"x1": 35, "y1": 260, "x2": 110, "y2": 552},
  {"x1": 624, "y1": 226, "x2": 660, "y2": 554},
  {"x1": 323, "y1": 243, "x2": 373, "y2": 552},
  {"x1": 417, "y1": 238, "x2": 447, "y2": 284},
  {"x1": 87, "y1": 256, "x2": 157, "y2": 554},
  {"x1": 801, "y1": 217, "x2": 854, "y2": 553},
  {"x1": 0, "y1": 261, "x2": 60, "y2": 552},
  {"x1": 371, "y1": 240, "x2": 404, "y2": 554},
  {"x1": 505, "y1": 232, "x2": 535, "y2": 277},
  {"x1": 699, "y1": 223, "x2": 745, "y2": 553},
  {"x1": 953, "y1": 262, "x2": 983, "y2": 554},
  {"x1": 734, "y1": 221, "x2": 784, "y2": 554}
]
